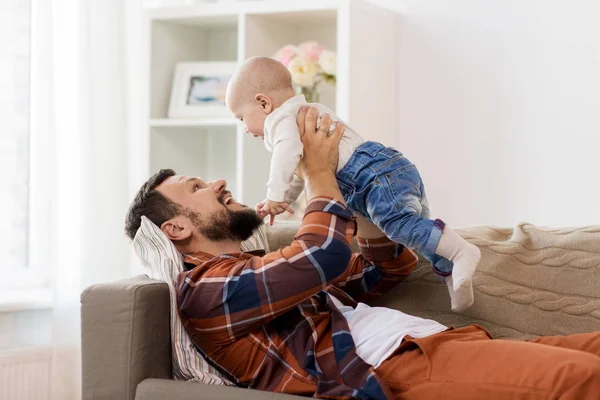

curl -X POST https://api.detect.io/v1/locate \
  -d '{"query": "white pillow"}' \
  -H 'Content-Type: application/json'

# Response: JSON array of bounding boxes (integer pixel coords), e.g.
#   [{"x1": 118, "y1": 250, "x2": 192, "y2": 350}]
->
[{"x1": 132, "y1": 216, "x2": 269, "y2": 385}]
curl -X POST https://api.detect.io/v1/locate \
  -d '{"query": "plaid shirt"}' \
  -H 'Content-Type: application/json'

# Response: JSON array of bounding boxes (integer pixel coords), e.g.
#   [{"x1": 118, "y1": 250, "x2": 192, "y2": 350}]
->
[{"x1": 177, "y1": 197, "x2": 418, "y2": 399}]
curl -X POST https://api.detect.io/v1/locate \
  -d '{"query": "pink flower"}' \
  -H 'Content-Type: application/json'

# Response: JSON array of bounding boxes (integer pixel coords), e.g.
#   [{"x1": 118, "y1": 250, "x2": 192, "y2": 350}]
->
[
  {"x1": 297, "y1": 41, "x2": 325, "y2": 63},
  {"x1": 273, "y1": 45, "x2": 297, "y2": 67}
]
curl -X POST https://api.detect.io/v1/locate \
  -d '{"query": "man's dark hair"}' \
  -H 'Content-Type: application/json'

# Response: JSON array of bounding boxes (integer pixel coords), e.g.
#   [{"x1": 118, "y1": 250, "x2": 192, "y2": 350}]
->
[{"x1": 124, "y1": 169, "x2": 181, "y2": 240}]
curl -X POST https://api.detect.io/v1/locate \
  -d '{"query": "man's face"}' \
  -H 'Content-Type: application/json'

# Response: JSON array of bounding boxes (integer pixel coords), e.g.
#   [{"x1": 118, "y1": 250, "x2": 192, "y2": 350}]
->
[{"x1": 157, "y1": 175, "x2": 262, "y2": 242}]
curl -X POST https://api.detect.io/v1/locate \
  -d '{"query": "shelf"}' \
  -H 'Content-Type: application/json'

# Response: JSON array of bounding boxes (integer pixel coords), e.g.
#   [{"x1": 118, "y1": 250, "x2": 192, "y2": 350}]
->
[
  {"x1": 246, "y1": 9, "x2": 337, "y2": 26},
  {"x1": 147, "y1": 0, "x2": 345, "y2": 25},
  {"x1": 149, "y1": 118, "x2": 238, "y2": 128},
  {"x1": 139, "y1": 0, "x2": 399, "y2": 211},
  {"x1": 149, "y1": 125, "x2": 238, "y2": 198}
]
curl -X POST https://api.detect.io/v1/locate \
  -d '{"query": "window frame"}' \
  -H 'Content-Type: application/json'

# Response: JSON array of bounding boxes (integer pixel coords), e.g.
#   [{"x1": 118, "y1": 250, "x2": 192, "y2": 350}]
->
[{"x1": 0, "y1": 0, "x2": 54, "y2": 310}]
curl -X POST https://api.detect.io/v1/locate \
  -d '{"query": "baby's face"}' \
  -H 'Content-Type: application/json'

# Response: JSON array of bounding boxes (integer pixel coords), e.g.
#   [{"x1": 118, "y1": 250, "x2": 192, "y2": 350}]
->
[{"x1": 230, "y1": 102, "x2": 267, "y2": 139}]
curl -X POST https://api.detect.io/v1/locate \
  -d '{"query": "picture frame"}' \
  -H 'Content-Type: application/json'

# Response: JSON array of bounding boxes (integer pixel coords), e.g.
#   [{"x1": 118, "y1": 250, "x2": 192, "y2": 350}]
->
[{"x1": 168, "y1": 61, "x2": 237, "y2": 118}]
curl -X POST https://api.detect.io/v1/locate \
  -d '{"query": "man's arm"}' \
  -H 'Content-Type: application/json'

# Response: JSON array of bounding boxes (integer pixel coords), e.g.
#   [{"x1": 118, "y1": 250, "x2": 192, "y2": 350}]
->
[
  {"x1": 177, "y1": 109, "x2": 350, "y2": 344},
  {"x1": 334, "y1": 215, "x2": 419, "y2": 302},
  {"x1": 177, "y1": 197, "x2": 355, "y2": 344}
]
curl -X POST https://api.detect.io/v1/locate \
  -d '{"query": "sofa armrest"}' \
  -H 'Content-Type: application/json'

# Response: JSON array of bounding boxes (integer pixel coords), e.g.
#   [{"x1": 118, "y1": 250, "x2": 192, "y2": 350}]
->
[{"x1": 81, "y1": 275, "x2": 171, "y2": 400}]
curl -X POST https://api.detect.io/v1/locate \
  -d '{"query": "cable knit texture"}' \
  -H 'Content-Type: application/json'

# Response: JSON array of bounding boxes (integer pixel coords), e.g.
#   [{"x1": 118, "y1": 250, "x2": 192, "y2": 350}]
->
[{"x1": 366, "y1": 223, "x2": 600, "y2": 339}]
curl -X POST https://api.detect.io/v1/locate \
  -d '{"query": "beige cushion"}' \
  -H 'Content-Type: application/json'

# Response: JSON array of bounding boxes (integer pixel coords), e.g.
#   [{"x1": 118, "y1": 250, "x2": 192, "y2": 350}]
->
[{"x1": 371, "y1": 224, "x2": 600, "y2": 339}]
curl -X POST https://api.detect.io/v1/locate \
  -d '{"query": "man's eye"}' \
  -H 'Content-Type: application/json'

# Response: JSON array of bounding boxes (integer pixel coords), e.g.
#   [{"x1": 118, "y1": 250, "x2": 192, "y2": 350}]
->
[{"x1": 193, "y1": 184, "x2": 199, "y2": 191}]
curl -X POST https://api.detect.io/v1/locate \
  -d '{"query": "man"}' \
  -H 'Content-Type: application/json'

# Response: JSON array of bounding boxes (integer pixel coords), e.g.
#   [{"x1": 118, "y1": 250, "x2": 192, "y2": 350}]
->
[{"x1": 125, "y1": 108, "x2": 600, "y2": 399}]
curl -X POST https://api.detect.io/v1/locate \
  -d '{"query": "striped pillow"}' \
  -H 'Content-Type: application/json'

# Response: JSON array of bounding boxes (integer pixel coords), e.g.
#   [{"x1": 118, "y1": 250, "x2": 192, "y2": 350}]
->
[{"x1": 132, "y1": 216, "x2": 269, "y2": 385}]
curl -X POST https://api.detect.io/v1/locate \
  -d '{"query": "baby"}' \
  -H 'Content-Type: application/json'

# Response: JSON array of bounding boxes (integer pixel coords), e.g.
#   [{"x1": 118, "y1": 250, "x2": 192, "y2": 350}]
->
[{"x1": 225, "y1": 57, "x2": 480, "y2": 312}]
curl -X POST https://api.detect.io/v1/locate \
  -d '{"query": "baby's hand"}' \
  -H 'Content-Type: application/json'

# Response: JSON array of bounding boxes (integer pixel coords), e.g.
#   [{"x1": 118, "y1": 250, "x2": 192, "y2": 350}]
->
[{"x1": 256, "y1": 200, "x2": 295, "y2": 226}]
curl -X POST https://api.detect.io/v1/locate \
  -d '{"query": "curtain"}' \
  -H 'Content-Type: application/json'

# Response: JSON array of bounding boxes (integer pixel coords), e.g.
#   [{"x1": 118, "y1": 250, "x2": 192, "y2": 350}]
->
[{"x1": 33, "y1": 0, "x2": 134, "y2": 398}]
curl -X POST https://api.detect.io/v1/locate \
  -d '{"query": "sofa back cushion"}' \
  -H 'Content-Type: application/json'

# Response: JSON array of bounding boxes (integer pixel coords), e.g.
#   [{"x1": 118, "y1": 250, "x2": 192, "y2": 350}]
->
[{"x1": 369, "y1": 224, "x2": 600, "y2": 340}]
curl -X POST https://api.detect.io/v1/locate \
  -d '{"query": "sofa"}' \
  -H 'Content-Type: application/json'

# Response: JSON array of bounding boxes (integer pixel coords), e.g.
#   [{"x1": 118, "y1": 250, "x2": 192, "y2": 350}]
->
[{"x1": 81, "y1": 222, "x2": 600, "y2": 400}]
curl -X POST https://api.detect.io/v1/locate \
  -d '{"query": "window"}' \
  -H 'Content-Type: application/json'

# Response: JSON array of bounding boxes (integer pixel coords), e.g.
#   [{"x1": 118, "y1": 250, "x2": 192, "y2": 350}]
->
[{"x1": 0, "y1": 0, "x2": 30, "y2": 272}]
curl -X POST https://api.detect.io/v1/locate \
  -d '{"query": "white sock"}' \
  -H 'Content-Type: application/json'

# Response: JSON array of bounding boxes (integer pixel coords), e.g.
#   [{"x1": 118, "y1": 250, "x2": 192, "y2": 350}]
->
[
  {"x1": 446, "y1": 276, "x2": 474, "y2": 312},
  {"x1": 435, "y1": 226, "x2": 481, "y2": 291}
]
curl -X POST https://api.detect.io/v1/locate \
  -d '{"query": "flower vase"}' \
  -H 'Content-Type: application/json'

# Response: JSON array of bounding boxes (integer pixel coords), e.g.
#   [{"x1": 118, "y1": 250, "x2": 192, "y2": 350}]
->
[{"x1": 301, "y1": 85, "x2": 320, "y2": 103}]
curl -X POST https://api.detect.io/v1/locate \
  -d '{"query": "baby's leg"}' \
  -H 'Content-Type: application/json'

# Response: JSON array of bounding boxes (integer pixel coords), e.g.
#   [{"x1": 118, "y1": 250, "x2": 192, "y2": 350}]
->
[
  {"x1": 365, "y1": 169, "x2": 480, "y2": 311},
  {"x1": 418, "y1": 248, "x2": 475, "y2": 312},
  {"x1": 419, "y1": 185, "x2": 480, "y2": 299},
  {"x1": 367, "y1": 169, "x2": 477, "y2": 272},
  {"x1": 369, "y1": 203, "x2": 479, "y2": 312},
  {"x1": 435, "y1": 225, "x2": 481, "y2": 292}
]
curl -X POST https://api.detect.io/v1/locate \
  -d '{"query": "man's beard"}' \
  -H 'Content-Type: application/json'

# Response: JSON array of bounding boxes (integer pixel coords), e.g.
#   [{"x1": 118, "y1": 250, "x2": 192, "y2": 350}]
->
[{"x1": 185, "y1": 195, "x2": 263, "y2": 242}]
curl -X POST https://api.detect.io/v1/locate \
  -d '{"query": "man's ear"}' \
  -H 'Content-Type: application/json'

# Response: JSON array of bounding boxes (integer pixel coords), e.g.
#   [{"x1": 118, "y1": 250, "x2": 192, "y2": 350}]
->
[
  {"x1": 160, "y1": 215, "x2": 193, "y2": 242},
  {"x1": 255, "y1": 93, "x2": 273, "y2": 114}
]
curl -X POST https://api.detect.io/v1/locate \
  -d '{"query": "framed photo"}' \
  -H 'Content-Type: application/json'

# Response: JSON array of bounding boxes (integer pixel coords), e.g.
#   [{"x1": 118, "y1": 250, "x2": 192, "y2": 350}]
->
[{"x1": 168, "y1": 62, "x2": 237, "y2": 118}]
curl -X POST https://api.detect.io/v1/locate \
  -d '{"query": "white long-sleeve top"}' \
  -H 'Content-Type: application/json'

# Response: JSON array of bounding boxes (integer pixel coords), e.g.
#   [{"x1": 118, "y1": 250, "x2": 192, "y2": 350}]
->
[
  {"x1": 328, "y1": 294, "x2": 447, "y2": 368},
  {"x1": 263, "y1": 95, "x2": 365, "y2": 203}
]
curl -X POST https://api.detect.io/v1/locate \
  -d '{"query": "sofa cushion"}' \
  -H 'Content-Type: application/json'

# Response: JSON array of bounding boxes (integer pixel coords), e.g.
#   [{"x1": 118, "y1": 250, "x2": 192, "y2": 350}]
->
[{"x1": 371, "y1": 224, "x2": 600, "y2": 340}]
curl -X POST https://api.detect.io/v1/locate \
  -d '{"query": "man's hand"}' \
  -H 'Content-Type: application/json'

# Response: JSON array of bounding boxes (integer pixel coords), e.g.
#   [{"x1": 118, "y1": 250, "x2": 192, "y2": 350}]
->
[
  {"x1": 296, "y1": 107, "x2": 346, "y2": 203},
  {"x1": 256, "y1": 199, "x2": 295, "y2": 226},
  {"x1": 297, "y1": 108, "x2": 343, "y2": 177}
]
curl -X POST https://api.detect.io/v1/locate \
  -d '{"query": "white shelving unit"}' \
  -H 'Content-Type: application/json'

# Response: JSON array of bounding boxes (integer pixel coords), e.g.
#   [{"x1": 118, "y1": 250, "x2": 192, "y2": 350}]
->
[
  {"x1": 136, "y1": 0, "x2": 398, "y2": 208},
  {"x1": 149, "y1": 118, "x2": 238, "y2": 127}
]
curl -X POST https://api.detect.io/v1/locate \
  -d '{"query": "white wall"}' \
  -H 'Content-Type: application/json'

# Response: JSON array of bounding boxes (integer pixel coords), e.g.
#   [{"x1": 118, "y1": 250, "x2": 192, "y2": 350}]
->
[
  {"x1": 132, "y1": 0, "x2": 600, "y2": 228},
  {"x1": 370, "y1": 0, "x2": 600, "y2": 227}
]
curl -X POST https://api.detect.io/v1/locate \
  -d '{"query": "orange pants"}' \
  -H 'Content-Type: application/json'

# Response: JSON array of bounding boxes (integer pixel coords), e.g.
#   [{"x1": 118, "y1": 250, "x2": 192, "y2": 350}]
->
[{"x1": 375, "y1": 325, "x2": 600, "y2": 399}]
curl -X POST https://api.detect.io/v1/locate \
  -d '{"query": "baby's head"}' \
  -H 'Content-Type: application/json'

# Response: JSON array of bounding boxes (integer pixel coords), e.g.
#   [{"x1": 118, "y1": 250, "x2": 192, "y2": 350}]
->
[{"x1": 226, "y1": 57, "x2": 295, "y2": 138}]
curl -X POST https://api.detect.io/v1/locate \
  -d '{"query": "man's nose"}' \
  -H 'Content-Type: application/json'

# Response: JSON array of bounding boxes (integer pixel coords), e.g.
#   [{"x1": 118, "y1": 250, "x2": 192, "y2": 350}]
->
[{"x1": 210, "y1": 179, "x2": 227, "y2": 193}]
